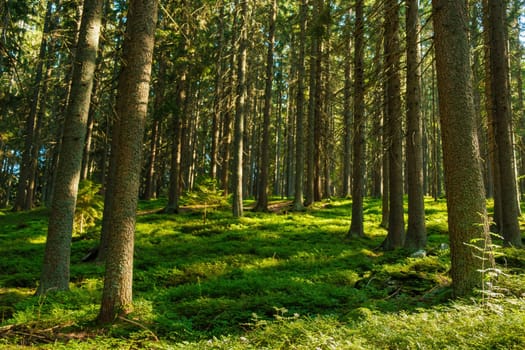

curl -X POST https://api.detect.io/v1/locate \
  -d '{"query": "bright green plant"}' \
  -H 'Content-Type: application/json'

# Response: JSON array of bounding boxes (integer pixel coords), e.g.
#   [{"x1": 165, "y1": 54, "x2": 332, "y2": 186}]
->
[
  {"x1": 464, "y1": 214, "x2": 511, "y2": 311},
  {"x1": 186, "y1": 177, "x2": 228, "y2": 224},
  {"x1": 74, "y1": 180, "x2": 103, "y2": 236}
]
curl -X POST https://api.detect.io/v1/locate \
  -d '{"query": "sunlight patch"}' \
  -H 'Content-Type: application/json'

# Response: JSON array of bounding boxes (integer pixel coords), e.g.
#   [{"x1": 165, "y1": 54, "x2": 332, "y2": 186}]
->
[{"x1": 28, "y1": 236, "x2": 46, "y2": 244}]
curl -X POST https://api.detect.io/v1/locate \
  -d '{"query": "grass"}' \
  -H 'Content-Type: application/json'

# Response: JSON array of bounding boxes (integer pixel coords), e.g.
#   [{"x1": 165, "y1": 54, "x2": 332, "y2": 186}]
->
[{"x1": 0, "y1": 197, "x2": 524, "y2": 349}]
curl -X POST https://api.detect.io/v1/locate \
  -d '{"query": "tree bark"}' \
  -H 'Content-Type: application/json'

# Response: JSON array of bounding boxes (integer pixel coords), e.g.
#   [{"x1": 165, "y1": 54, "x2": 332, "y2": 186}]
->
[
  {"x1": 143, "y1": 56, "x2": 166, "y2": 200},
  {"x1": 486, "y1": 0, "x2": 522, "y2": 247},
  {"x1": 220, "y1": 7, "x2": 236, "y2": 196},
  {"x1": 432, "y1": 0, "x2": 490, "y2": 297},
  {"x1": 37, "y1": 0, "x2": 103, "y2": 295},
  {"x1": 382, "y1": 0, "x2": 405, "y2": 249},
  {"x1": 232, "y1": 0, "x2": 248, "y2": 218},
  {"x1": 381, "y1": 83, "x2": 389, "y2": 229},
  {"x1": 370, "y1": 34, "x2": 383, "y2": 199},
  {"x1": 342, "y1": 11, "x2": 352, "y2": 198},
  {"x1": 285, "y1": 47, "x2": 296, "y2": 198},
  {"x1": 292, "y1": 0, "x2": 307, "y2": 211},
  {"x1": 483, "y1": 0, "x2": 502, "y2": 231},
  {"x1": 165, "y1": 75, "x2": 186, "y2": 214},
  {"x1": 98, "y1": 0, "x2": 157, "y2": 324},
  {"x1": 254, "y1": 0, "x2": 276, "y2": 212},
  {"x1": 348, "y1": 0, "x2": 365, "y2": 238},
  {"x1": 211, "y1": 4, "x2": 226, "y2": 181},
  {"x1": 404, "y1": 0, "x2": 427, "y2": 250},
  {"x1": 305, "y1": 1, "x2": 318, "y2": 207}
]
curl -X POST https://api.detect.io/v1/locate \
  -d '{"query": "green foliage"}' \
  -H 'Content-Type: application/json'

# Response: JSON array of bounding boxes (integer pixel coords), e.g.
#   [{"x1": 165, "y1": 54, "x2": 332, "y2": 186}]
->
[
  {"x1": 73, "y1": 180, "x2": 103, "y2": 237},
  {"x1": 185, "y1": 177, "x2": 228, "y2": 208},
  {"x1": 0, "y1": 198, "x2": 524, "y2": 349},
  {"x1": 185, "y1": 177, "x2": 229, "y2": 224}
]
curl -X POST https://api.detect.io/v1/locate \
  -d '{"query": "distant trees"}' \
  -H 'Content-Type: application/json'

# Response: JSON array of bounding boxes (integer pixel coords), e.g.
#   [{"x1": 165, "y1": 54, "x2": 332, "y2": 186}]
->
[
  {"x1": 4, "y1": 0, "x2": 524, "y2": 212},
  {"x1": 12, "y1": 0, "x2": 56, "y2": 212}
]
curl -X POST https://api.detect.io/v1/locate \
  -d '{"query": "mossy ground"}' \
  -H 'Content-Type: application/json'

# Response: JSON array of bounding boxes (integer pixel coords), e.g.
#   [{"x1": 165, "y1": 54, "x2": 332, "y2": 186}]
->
[{"x1": 0, "y1": 197, "x2": 524, "y2": 349}]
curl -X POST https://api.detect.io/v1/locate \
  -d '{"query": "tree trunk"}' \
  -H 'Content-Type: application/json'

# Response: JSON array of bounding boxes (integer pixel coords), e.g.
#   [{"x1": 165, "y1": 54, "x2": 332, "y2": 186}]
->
[
  {"x1": 211, "y1": 4, "x2": 226, "y2": 181},
  {"x1": 80, "y1": 99, "x2": 95, "y2": 181},
  {"x1": 348, "y1": 0, "x2": 365, "y2": 238},
  {"x1": 13, "y1": 0, "x2": 55, "y2": 212},
  {"x1": 98, "y1": 0, "x2": 157, "y2": 324},
  {"x1": 165, "y1": 75, "x2": 186, "y2": 214},
  {"x1": 305, "y1": 2, "x2": 318, "y2": 207},
  {"x1": 381, "y1": 82, "x2": 389, "y2": 229},
  {"x1": 483, "y1": 0, "x2": 502, "y2": 232},
  {"x1": 370, "y1": 35, "x2": 383, "y2": 199},
  {"x1": 512, "y1": 22, "x2": 525, "y2": 200},
  {"x1": 180, "y1": 78, "x2": 194, "y2": 192},
  {"x1": 313, "y1": 31, "x2": 323, "y2": 203},
  {"x1": 342, "y1": 11, "x2": 352, "y2": 198},
  {"x1": 404, "y1": 0, "x2": 426, "y2": 250},
  {"x1": 143, "y1": 56, "x2": 166, "y2": 200},
  {"x1": 232, "y1": 0, "x2": 248, "y2": 218},
  {"x1": 274, "y1": 85, "x2": 284, "y2": 196},
  {"x1": 37, "y1": 0, "x2": 103, "y2": 295},
  {"x1": 432, "y1": 0, "x2": 491, "y2": 297},
  {"x1": 220, "y1": 10, "x2": 236, "y2": 196},
  {"x1": 285, "y1": 48, "x2": 296, "y2": 198},
  {"x1": 382, "y1": 0, "x2": 405, "y2": 249},
  {"x1": 486, "y1": 0, "x2": 522, "y2": 247},
  {"x1": 254, "y1": 0, "x2": 276, "y2": 212},
  {"x1": 292, "y1": 0, "x2": 307, "y2": 211}
]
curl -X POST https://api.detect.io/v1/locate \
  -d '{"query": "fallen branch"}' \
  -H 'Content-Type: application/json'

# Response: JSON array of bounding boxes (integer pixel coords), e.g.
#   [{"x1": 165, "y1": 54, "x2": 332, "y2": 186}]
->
[{"x1": 118, "y1": 316, "x2": 159, "y2": 342}]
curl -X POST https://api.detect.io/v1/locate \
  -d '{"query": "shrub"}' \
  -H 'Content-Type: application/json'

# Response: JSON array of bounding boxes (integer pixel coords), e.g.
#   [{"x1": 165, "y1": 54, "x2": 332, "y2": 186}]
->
[{"x1": 74, "y1": 180, "x2": 103, "y2": 237}]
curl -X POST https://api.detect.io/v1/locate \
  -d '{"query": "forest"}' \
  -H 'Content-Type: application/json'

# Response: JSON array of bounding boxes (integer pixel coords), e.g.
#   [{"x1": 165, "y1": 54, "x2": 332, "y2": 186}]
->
[{"x1": 0, "y1": 0, "x2": 524, "y2": 348}]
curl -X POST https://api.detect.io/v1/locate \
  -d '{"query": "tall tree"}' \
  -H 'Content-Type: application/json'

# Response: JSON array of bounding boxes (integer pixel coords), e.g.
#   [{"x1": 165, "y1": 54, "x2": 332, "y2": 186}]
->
[
  {"x1": 382, "y1": 0, "x2": 405, "y2": 249},
  {"x1": 404, "y1": 0, "x2": 426, "y2": 250},
  {"x1": 432, "y1": 0, "x2": 491, "y2": 297},
  {"x1": 370, "y1": 31, "x2": 383, "y2": 199},
  {"x1": 483, "y1": 0, "x2": 502, "y2": 232},
  {"x1": 210, "y1": 3, "x2": 226, "y2": 181},
  {"x1": 95, "y1": 2, "x2": 127, "y2": 263},
  {"x1": 486, "y1": 0, "x2": 522, "y2": 247},
  {"x1": 13, "y1": 0, "x2": 55, "y2": 212},
  {"x1": 98, "y1": 0, "x2": 157, "y2": 323},
  {"x1": 305, "y1": 0, "x2": 319, "y2": 207},
  {"x1": 285, "y1": 51, "x2": 296, "y2": 198},
  {"x1": 254, "y1": 0, "x2": 276, "y2": 212},
  {"x1": 37, "y1": 0, "x2": 103, "y2": 295},
  {"x1": 341, "y1": 9, "x2": 352, "y2": 199},
  {"x1": 292, "y1": 0, "x2": 307, "y2": 211},
  {"x1": 164, "y1": 74, "x2": 185, "y2": 214},
  {"x1": 220, "y1": 4, "x2": 236, "y2": 196},
  {"x1": 232, "y1": 0, "x2": 248, "y2": 218},
  {"x1": 510, "y1": 8, "x2": 525, "y2": 200},
  {"x1": 143, "y1": 54, "x2": 167, "y2": 200},
  {"x1": 348, "y1": 0, "x2": 365, "y2": 238}
]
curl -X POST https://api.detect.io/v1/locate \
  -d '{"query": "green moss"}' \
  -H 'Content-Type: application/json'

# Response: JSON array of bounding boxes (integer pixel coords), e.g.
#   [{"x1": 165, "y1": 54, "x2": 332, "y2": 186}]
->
[{"x1": 0, "y1": 197, "x2": 523, "y2": 349}]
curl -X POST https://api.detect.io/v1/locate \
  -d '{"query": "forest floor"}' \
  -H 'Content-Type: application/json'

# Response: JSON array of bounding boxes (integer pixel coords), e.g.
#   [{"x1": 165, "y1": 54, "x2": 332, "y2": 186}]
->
[{"x1": 0, "y1": 197, "x2": 524, "y2": 349}]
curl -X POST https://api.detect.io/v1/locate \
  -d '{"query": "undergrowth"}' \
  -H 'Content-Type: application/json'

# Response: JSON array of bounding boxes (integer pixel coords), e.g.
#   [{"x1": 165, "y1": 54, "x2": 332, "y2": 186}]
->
[{"x1": 0, "y1": 197, "x2": 523, "y2": 349}]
